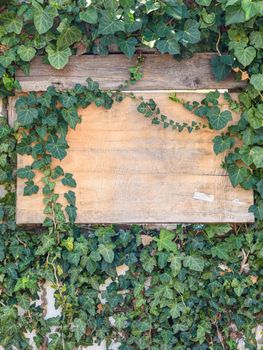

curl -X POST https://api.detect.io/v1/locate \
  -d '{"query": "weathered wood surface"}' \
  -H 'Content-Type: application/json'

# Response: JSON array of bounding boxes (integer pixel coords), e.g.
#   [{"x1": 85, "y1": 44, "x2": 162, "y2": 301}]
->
[
  {"x1": 15, "y1": 92, "x2": 254, "y2": 224},
  {"x1": 16, "y1": 53, "x2": 245, "y2": 92}
]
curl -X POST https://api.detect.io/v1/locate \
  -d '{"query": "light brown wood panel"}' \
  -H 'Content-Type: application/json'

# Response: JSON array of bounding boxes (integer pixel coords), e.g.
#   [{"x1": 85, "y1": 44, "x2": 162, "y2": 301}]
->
[
  {"x1": 16, "y1": 92, "x2": 254, "y2": 224},
  {"x1": 16, "y1": 53, "x2": 245, "y2": 92}
]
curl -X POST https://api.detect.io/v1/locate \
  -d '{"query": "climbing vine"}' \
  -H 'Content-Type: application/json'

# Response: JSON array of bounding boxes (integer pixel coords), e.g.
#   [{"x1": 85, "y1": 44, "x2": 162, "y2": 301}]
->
[{"x1": 0, "y1": 0, "x2": 263, "y2": 349}]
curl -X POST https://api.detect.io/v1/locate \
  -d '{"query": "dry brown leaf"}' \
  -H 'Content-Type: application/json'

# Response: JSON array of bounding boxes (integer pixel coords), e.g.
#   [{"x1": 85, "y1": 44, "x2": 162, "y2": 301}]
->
[
  {"x1": 74, "y1": 42, "x2": 87, "y2": 56},
  {"x1": 250, "y1": 275, "x2": 258, "y2": 284},
  {"x1": 233, "y1": 67, "x2": 240, "y2": 73},
  {"x1": 97, "y1": 303, "x2": 103, "y2": 314},
  {"x1": 241, "y1": 71, "x2": 249, "y2": 81},
  {"x1": 141, "y1": 234, "x2": 153, "y2": 246}
]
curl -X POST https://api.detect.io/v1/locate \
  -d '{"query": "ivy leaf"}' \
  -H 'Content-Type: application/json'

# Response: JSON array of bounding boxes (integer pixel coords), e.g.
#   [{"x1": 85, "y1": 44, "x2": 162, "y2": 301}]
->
[
  {"x1": 234, "y1": 44, "x2": 256, "y2": 67},
  {"x1": 251, "y1": 146, "x2": 263, "y2": 168},
  {"x1": 207, "y1": 110, "x2": 232, "y2": 130},
  {"x1": 0, "y1": 125, "x2": 11, "y2": 139},
  {"x1": 46, "y1": 135, "x2": 68, "y2": 160},
  {"x1": 250, "y1": 74, "x2": 263, "y2": 91},
  {"x1": 24, "y1": 180, "x2": 39, "y2": 196},
  {"x1": 64, "y1": 190, "x2": 76, "y2": 206},
  {"x1": 0, "y1": 13, "x2": 23, "y2": 34},
  {"x1": 256, "y1": 179, "x2": 263, "y2": 197},
  {"x1": 168, "y1": 255, "x2": 182, "y2": 276},
  {"x1": 225, "y1": 5, "x2": 245, "y2": 25},
  {"x1": 17, "y1": 166, "x2": 35, "y2": 180},
  {"x1": 16, "y1": 100, "x2": 38, "y2": 126},
  {"x1": 61, "y1": 173, "x2": 77, "y2": 187},
  {"x1": 79, "y1": 7, "x2": 98, "y2": 24},
  {"x1": 154, "y1": 229, "x2": 178, "y2": 253},
  {"x1": 74, "y1": 318, "x2": 86, "y2": 342},
  {"x1": 177, "y1": 19, "x2": 201, "y2": 45},
  {"x1": 156, "y1": 36, "x2": 180, "y2": 55},
  {"x1": 33, "y1": 5, "x2": 57, "y2": 34},
  {"x1": 183, "y1": 255, "x2": 204, "y2": 272},
  {"x1": 118, "y1": 37, "x2": 138, "y2": 58},
  {"x1": 17, "y1": 45, "x2": 36, "y2": 62},
  {"x1": 66, "y1": 205, "x2": 77, "y2": 223},
  {"x1": 57, "y1": 26, "x2": 82, "y2": 50},
  {"x1": 211, "y1": 55, "x2": 233, "y2": 81},
  {"x1": 98, "y1": 243, "x2": 115, "y2": 263},
  {"x1": 211, "y1": 244, "x2": 230, "y2": 261},
  {"x1": 61, "y1": 107, "x2": 81, "y2": 129},
  {"x1": 98, "y1": 12, "x2": 125, "y2": 35},
  {"x1": 46, "y1": 46, "x2": 71, "y2": 70},
  {"x1": 241, "y1": 0, "x2": 261, "y2": 21},
  {"x1": 213, "y1": 135, "x2": 235, "y2": 155},
  {"x1": 228, "y1": 165, "x2": 250, "y2": 187}
]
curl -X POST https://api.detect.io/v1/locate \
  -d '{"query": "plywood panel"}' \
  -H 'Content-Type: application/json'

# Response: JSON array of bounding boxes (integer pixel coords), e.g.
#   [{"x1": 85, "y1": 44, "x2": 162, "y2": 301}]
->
[
  {"x1": 16, "y1": 53, "x2": 245, "y2": 92},
  {"x1": 16, "y1": 92, "x2": 254, "y2": 224}
]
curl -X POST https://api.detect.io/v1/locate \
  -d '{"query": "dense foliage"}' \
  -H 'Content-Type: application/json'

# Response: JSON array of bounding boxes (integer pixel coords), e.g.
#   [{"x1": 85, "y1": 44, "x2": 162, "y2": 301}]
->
[
  {"x1": 0, "y1": 224, "x2": 262, "y2": 349},
  {"x1": 0, "y1": 0, "x2": 263, "y2": 349}
]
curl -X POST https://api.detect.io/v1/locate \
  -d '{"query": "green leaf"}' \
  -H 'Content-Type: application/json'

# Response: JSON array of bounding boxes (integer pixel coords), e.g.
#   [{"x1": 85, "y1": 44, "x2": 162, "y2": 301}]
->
[
  {"x1": 183, "y1": 255, "x2": 204, "y2": 272},
  {"x1": 251, "y1": 146, "x2": 263, "y2": 168},
  {"x1": 211, "y1": 55, "x2": 233, "y2": 81},
  {"x1": 250, "y1": 74, "x2": 263, "y2": 91},
  {"x1": 225, "y1": 5, "x2": 246, "y2": 25},
  {"x1": 46, "y1": 135, "x2": 68, "y2": 160},
  {"x1": 17, "y1": 166, "x2": 35, "y2": 180},
  {"x1": 57, "y1": 26, "x2": 82, "y2": 50},
  {"x1": 118, "y1": 37, "x2": 138, "y2": 58},
  {"x1": 16, "y1": 100, "x2": 38, "y2": 126},
  {"x1": 213, "y1": 135, "x2": 235, "y2": 155},
  {"x1": 0, "y1": 125, "x2": 11, "y2": 139},
  {"x1": 64, "y1": 190, "x2": 76, "y2": 206},
  {"x1": 46, "y1": 46, "x2": 71, "y2": 70},
  {"x1": 66, "y1": 205, "x2": 77, "y2": 223},
  {"x1": 177, "y1": 19, "x2": 201, "y2": 45},
  {"x1": 17, "y1": 45, "x2": 36, "y2": 62},
  {"x1": 79, "y1": 7, "x2": 98, "y2": 24},
  {"x1": 98, "y1": 243, "x2": 115, "y2": 263},
  {"x1": 0, "y1": 13, "x2": 23, "y2": 34},
  {"x1": 250, "y1": 31, "x2": 263, "y2": 49},
  {"x1": 98, "y1": 13, "x2": 125, "y2": 35},
  {"x1": 211, "y1": 243, "x2": 231, "y2": 260},
  {"x1": 156, "y1": 36, "x2": 180, "y2": 55},
  {"x1": 24, "y1": 180, "x2": 39, "y2": 196},
  {"x1": 207, "y1": 110, "x2": 232, "y2": 130},
  {"x1": 256, "y1": 179, "x2": 263, "y2": 197},
  {"x1": 61, "y1": 173, "x2": 76, "y2": 187},
  {"x1": 234, "y1": 44, "x2": 256, "y2": 67},
  {"x1": 61, "y1": 107, "x2": 81, "y2": 129},
  {"x1": 205, "y1": 224, "x2": 232, "y2": 238},
  {"x1": 228, "y1": 165, "x2": 250, "y2": 187},
  {"x1": 168, "y1": 255, "x2": 182, "y2": 276},
  {"x1": 241, "y1": 0, "x2": 261, "y2": 20},
  {"x1": 33, "y1": 5, "x2": 57, "y2": 34},
  {"x1": 74, "y1": 318, "x2": 86, "y2": 342},
  {"x1": 154, "y1": 229, "x2": 178, "y2": 253},
  {"x1": 195, "y1": 0, "x2": 212, "y2": 5}
]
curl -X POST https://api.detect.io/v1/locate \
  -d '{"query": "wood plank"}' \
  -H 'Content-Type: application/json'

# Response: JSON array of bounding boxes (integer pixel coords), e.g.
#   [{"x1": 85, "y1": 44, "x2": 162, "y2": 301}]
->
[
  {"x1": 16, "y1": 53, "x2": 245, "y2": 92},
  {"x1": 15, "y1": 92, "x2": 254, "y2": 224}
]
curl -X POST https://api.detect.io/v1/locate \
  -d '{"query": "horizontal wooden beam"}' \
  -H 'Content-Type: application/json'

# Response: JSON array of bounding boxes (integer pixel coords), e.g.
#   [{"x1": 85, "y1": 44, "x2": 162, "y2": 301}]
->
[{"x1": 16, "y1": 53, "x2": 245, "y2": 92}]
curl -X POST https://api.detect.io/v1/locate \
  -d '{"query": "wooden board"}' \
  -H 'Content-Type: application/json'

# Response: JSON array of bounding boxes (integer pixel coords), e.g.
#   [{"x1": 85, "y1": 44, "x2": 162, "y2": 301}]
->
[
  {"x1": 15, "y1": 92, "x2": 254, "y2": 224},
  {"x1": 16, "y1": 53, "x2": 246, "y2": 92}
]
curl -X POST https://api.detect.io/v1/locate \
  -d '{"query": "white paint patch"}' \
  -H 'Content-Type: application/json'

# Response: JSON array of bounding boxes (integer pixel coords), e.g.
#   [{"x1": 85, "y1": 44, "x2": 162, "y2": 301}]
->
[
  {"x1": 232, "y1": 198, "x2": 246, "y2": 206},
  {"x1": 193, "y1": 192, "x2": 214, "y2": 202}
]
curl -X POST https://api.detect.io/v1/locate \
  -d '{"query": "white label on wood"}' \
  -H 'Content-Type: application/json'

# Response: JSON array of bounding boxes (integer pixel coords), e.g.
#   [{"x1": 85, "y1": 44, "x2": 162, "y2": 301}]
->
[{"x1": 15, "y1": 92, "x2": 254, "y2": 224}]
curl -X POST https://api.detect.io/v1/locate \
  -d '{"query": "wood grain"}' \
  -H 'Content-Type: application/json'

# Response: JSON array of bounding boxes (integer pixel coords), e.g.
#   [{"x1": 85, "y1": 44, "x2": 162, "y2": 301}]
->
[
  {"x1": 15, "y1": 92, "x2": 254, "y2": 224},
  {"x1": 16, "y1": 53, "x2": 246, "y2": 92}
]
